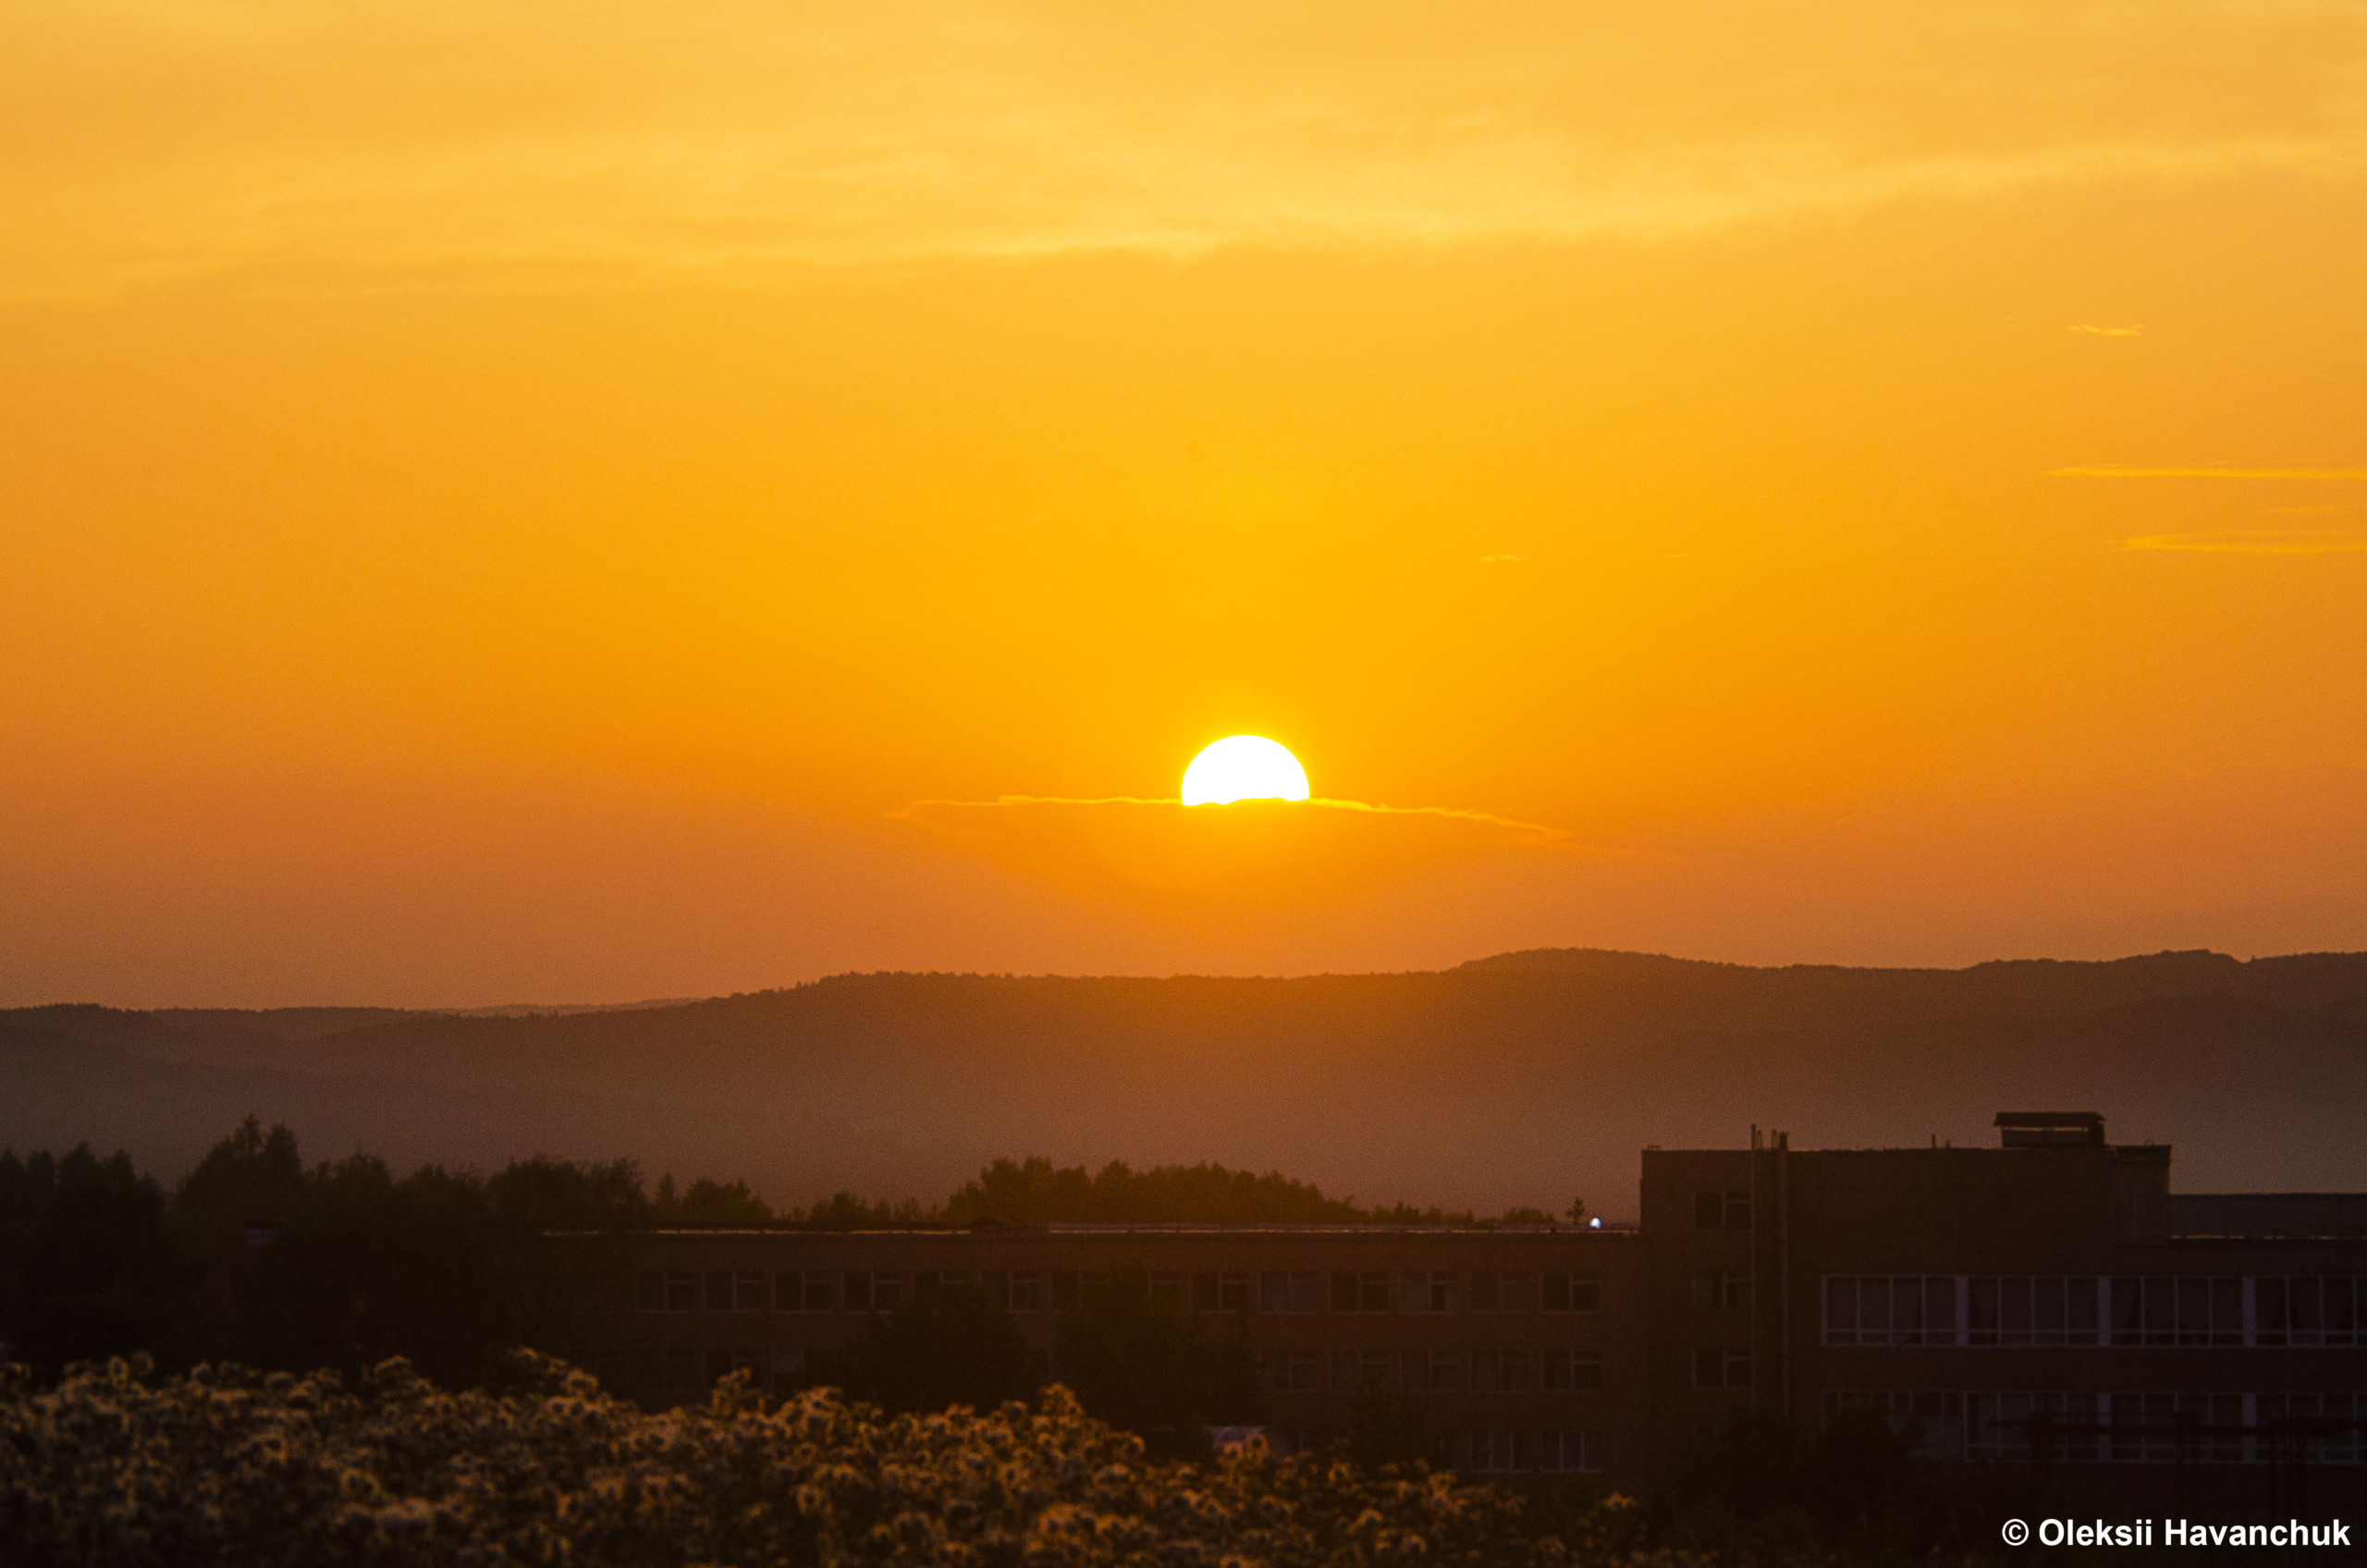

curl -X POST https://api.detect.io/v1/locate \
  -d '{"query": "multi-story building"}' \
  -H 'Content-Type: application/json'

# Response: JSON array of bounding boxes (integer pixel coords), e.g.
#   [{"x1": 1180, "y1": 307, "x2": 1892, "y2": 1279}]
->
[
  {"x1": 1650, "y1": 1112, "x2": 2365, "y2": 1512},
  {"x1": 615, "y1": 1219, "x2": 1649, "y2": 1480},
  {"x1": 610, "y1": 1112, "x2": 2364, "y2": 1507}
]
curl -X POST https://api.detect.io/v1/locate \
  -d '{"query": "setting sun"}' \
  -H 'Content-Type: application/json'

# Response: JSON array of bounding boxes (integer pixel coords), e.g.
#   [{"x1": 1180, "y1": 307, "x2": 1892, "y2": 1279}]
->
[{"x1": 1181, "y1": 736, "x2": 1311, "y2": 806}]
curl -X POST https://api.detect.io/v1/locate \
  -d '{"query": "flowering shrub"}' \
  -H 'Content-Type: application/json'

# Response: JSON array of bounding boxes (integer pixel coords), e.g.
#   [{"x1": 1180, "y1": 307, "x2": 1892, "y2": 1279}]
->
[{"x1": 0, "y1": 1350, "x2": 1680, "y2": 1568}]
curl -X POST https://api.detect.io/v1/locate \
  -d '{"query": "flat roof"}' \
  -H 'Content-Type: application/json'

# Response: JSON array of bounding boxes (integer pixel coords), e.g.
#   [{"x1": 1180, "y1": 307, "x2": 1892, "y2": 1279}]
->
[{"x1": 594, "y1": 1222, "x2": 1641, "y2": 1238}]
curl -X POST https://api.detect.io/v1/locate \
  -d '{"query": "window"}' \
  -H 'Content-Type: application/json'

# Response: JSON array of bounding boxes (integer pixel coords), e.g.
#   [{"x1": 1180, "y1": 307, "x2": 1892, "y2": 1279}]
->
[
  {"x1": 1824, "y1": 1390, "x2": 1969, "y2": 1462},
  {"x1": 1968, "y1": 1276, "x2": 2102, "y2": 1347},
  {"x1": 840, "y1": 1271, "x2": 902, "y2": 1313},
  {"x1": 663, "y1": 1272, "x2": 697, "y2": 1312},
  {"x1": 1466, "y1": 1429, "x2": 1532, "y2": 1473},
  {"x1": 912, "y1": 1270, "x2": 973, "y2": 1302},
  {"x1": 1331, "y1": 1351, "x2": 1392, "y2": 1392},
  {"x1": 705, "y1": 1271, "x2": 732, "y2": 1311},
  {"x1": 1542, "y1": 1272, "x2": 1602, "y2": 1313},
  {"x1": 1472, "y1": 1352, "x2": 1536, "y2": 1391},
  {"x1": 1823, "y1": 1276, "x2": 1957, "y2": 1346},
  {"x1": 1331, "y1": 1272, "x2": 1392, "y2": 1312},
  {"x1": 1400, "y1": 1271, "x2": 1458, "y2": 1313},
  {"x1": 770, "y1": 1350, "x2": 806, "y2": 1390},
  {"x1": 1007, "y1": 1273, "x2": 1044, "y2": 1311},
  {"x1": 1964, "y1": 1391, "x2": 2104, "y2": 1464},
  {"x1": 636, "y1": 1271, "x2": 663, "y2": 1312},
  {"x1": 2105, "y1": 1276, "x2": 2252, "y2": 1348},
  {"x1": 776, "y1": 1272, "x2": 835, "y2": 1312},
  {"x1": 1542, "y1": 1351, "x2": 1602, "y2": 1391},
  {"x1": 1259, "y1": 1351, "x2": 1324, "y2": 1390},
  {"x1": 1403, "y1": 1351, "x2": 1465, "y2": 1391},
  {"x1": 2258, "y1": 1391, "x2": 2366, "y2": 1464},
  {"x1": 1845, "y1": 1390, "x2": 2367, "y2": 1466},
  {"x1": 1830, "y1": 1276, "x2": 2328, "y2": 1349},
  {"x1": 733, "y1": 1272, "x2": 767, "y2": 1312},
  {"x1": 2254, "y1": 1277, "x2": 2361, "y2": 1349},
  {"x1": 1194, "y1": 1271, "x2": 1254, "y2": 1311},
  {"x1": 1693, "y1": 1348, "x2": 1749, "y2": 1389},
  {"x1": 1695, "y1": 1190, "x2": 1750, "y2": 1230},
  {"x1": 1471, "y1": 1272, "x2": 1537, "y2": 1312},
  {"x1": 1149, "y1": 1272, "x2": 1184, "y2": 1309},
  {"x1": 1541, "y1": 1430, "x2": 1602, "y2": 1475},
  {"x1": 1382, "y1": 1279, "x2": 1457, "y2": 1317},
  {"x1": 1695, "y1": 1269, "x2": 1751, "y2": 1310},
  {"x1": 1259, "y1": 1271, "x2": 1320, "y2": 1313}
]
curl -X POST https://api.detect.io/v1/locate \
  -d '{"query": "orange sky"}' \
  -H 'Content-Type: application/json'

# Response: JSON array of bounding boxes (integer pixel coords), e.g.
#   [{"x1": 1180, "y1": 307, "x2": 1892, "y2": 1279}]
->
[{"x1": 5, "y1": 0, "x2": 2364, "y2": 1006}]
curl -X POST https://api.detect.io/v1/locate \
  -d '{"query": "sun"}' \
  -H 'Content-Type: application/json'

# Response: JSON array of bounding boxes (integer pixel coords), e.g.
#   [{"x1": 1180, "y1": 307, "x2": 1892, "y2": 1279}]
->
[{"x1": 1181, "y1": 736, "x2": 1311, "y2": 805}]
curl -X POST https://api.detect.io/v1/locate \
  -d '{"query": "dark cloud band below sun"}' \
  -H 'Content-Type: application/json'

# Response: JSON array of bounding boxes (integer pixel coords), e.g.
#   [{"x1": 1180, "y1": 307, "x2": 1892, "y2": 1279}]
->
[{"x1": 894, "y1": 794, "x2": 1568, "y2": 843}]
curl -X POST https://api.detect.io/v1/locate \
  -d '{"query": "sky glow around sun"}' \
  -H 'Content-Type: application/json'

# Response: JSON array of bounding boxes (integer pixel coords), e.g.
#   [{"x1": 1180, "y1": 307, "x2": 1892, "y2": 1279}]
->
[
  {"x1": 3, "y1": 0, "x2": 2365, "y2": 1003},
  {"x1": 1181, "y1": 737, "x2": 1312, "y2": 805}
]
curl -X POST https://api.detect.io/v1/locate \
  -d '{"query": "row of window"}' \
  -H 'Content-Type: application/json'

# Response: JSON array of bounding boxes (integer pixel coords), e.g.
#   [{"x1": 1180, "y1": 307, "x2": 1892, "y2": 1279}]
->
[
  {"x1": 638, "y1": 1268, "x2": 1606, "y2": 1317},
  {"x1": 1823, "y1": 1275, "x2": 2365, "y2": 1348},
  {"x1": 1465, "y1": 1428, "x2": 1606, "y2": 1475},
  {"x1": 1826, "y1": 1390, "x2": 2367, "y2": 1466},
  {"x1": 1259, "y1": 1349, "x2": 1604, "y2": 1393}
]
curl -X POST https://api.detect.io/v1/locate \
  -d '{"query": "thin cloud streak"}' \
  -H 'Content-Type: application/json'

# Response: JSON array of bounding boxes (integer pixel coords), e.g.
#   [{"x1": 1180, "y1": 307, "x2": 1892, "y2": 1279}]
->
[
  {"x1": 892, "y1": 794, "x2": 1572, "y2": 846},
  {"x1": 2119, "y1": 530, "x2": 2367, "y2": 554},
  {"x1": 2068, "y1": 324, "x2": 2142, "y2": 337},
  {"x1": 2055, "y1": 466, "x2": 2367, "y2": 480}
]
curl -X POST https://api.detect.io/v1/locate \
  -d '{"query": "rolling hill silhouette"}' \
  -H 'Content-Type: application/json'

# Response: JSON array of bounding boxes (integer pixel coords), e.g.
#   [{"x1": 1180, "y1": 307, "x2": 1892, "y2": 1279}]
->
[{"x1": 6, "y1": 949, "x2": 2361, "y2": 1219}]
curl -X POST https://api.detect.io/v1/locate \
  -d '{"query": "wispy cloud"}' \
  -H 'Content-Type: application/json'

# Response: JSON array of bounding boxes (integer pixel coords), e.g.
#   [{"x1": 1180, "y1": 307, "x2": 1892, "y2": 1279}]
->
[
  {"x1": 2054, "y1": 466, "x2": 2367, "y2": 480},
  {"x1": 2119, "y1": 530, "x2": 2367, "y2": 554},
  {"x1": 2068, "y1": 324, "x2": 2142, "y2": 337},
  {"x1": 6, "y1": 0, "x2": 2365, "y2": 297}
]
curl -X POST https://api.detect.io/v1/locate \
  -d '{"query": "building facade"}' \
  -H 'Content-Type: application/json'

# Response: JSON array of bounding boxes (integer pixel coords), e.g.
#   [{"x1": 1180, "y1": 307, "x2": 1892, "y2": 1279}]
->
[{"x1": 611, "y1": 1113, "x2": 2364, "y2": 1506}]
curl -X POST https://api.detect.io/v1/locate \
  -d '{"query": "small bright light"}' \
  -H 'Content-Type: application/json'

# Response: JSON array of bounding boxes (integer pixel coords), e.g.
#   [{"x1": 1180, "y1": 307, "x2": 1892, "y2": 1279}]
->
[
  {"x1": 1181, "y1": 735, "x2": 1310, "y2": 805},
  {"x1": 1588, "y1": 1217, "x2": 1601, "y2": 1230}
]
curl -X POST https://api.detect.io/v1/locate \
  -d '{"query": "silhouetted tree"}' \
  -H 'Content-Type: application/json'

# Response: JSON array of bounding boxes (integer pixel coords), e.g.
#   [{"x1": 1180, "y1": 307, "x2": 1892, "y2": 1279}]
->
[
  {"x1": 652, "y1": 1174, "x2": 772, "y2": 1226},
  {"x1": 1052, "y1": 1264, "x2": 1257, "y2": 1457},
  {"x1": 0, "y1": 1145, "x2": 178, "y2": 1377},
  {"x1": 170, "y1": 1114, "x2": 303, "y2": 1258},
  {"x1": 806, "y1": 1281, "x2": 1044, "y2": 1415}
]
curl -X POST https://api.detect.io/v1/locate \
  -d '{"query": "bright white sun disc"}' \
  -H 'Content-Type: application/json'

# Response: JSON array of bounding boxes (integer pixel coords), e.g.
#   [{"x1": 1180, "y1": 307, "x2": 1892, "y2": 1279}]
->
[{"x1": 1181, "y1": 736, "x2": 1310, "y2": 805}]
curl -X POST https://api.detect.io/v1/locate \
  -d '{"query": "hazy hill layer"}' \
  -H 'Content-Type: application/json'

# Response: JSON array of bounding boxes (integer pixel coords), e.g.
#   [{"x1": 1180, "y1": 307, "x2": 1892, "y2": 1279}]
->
[{"x1": 6, "y1": 949, "x2": 2362, "y2": 1219}]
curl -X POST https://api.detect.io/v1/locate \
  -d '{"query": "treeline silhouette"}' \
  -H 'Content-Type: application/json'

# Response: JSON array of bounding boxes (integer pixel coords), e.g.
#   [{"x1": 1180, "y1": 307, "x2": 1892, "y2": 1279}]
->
[
  {"x1": 0, "y1": 1119, "x2": 1571, "y2": 1397},
  {"x1": 940, "y1": 1154, "x2": 1574, "y2": 1226},
  {"x1": 14, "y1": 948, "x2": 2367, "y2": 1231}
]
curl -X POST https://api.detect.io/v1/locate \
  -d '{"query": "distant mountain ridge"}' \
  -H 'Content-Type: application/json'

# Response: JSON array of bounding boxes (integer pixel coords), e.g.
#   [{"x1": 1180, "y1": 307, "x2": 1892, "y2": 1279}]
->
[{"x1": 6, "y1": 948, "x2": 2362, "y2": 1219}]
